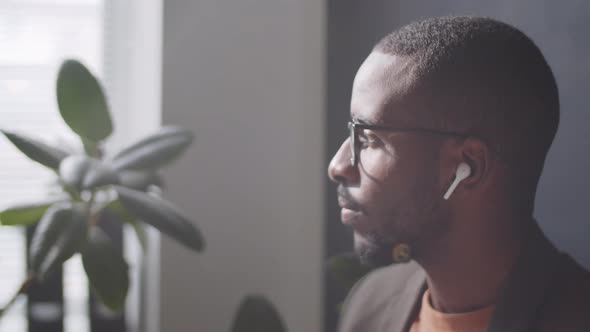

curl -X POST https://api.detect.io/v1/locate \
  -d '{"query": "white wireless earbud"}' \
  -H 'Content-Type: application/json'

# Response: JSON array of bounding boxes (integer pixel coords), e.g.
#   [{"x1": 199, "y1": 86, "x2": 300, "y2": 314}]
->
[{"x1": 443, "y1": 162, "x2": 471, "y2": 200}]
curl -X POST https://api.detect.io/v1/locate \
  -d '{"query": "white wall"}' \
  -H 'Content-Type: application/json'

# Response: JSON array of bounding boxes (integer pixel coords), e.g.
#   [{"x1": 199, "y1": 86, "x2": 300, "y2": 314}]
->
[
  {"x1": 103, "y1": 1, "x2": 162, "y2": 332},
  {"x1": 160, "y1": 1, "x2": 325, "y2": 331}
]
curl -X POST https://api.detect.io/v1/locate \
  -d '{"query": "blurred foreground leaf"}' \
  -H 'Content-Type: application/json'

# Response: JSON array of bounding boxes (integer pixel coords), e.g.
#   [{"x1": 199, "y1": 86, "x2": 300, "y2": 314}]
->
[
  {"x1": 59, "y1": 155, "x2": 119, "y2": 191},
  {"x1": 231, "y1": 295, "x2": 287, "y2": 332},
  {"x1": 118, "y1": 170, "x2": 163, "y2": 191},
  {"x1": 103, "y1": 200, "x2": 148, "y2": 251},
  {"x1": 114, "y1": 186, "x2": 203, "y2": 251},
  {"x1": 1, "y1": 130, "x2": 68, "y2": 170},
  {"x1": 82, "y1": 227, "x2": 129, "y2": 311},
  {"x1": 0, "y1": 201, "x2": 59, "y2": 226},
  {"x1": 57, "y1": 60, "x2": 113, "y2": 142},
  {"x1": 111, "y1": 126, "x2": 193, "y2": 171},
  {"x1": 29, "y1": 202, "x2": 88, "y2": 279}
]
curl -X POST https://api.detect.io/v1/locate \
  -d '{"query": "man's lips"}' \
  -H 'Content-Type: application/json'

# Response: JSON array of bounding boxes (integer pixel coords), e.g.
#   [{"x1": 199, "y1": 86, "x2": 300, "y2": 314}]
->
[
  {"x1": 337, "y1": 191, "x2": 364, "y2": 228},
  {"x1": 337, "y1": 196, "x2": 360, "y2": 212},
  {"x1": 337, "y1": 185, "x2": 362, "y2": 211},
  {"x1": 339, "y1": 206, "x2": 371, "y2": 235},
  {"x1": 340, "y1": 207, "x2": 361, "y2": 225}
]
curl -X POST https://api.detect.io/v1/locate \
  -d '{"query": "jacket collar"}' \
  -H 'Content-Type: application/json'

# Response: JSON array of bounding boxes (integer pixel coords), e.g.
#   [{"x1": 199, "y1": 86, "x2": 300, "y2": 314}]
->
[
  {"x1": 486, "y1": 222, "x2": 561, "y2": 332},
  {"x1": 381, "y1": 263, "x2": 426, "y2": 332}
]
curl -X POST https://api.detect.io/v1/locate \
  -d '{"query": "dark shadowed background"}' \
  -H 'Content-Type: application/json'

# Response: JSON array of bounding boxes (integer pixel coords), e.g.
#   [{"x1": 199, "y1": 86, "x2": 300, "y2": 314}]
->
[{"x1": 326, "y1": 1, "x2": 590, "y2": 330}]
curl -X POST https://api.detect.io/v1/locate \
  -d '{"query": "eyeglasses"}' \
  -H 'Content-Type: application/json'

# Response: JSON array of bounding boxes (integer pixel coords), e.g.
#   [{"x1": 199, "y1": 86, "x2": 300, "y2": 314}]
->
[{"x1": 347, "y1": 121, "x2": 469, "y2": 167}]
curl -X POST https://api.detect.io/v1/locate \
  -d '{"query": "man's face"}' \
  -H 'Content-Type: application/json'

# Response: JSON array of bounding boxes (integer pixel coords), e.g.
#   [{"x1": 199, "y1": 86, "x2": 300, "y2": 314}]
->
[{"x1": 328, "y1": 52, "x2": 450, "y2": 267}]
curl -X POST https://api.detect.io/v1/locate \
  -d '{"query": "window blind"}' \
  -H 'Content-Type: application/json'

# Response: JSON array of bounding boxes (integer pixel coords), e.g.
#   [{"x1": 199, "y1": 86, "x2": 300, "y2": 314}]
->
[{"x1": 0, "y1": 1, "x2": 104, "y2": 331}]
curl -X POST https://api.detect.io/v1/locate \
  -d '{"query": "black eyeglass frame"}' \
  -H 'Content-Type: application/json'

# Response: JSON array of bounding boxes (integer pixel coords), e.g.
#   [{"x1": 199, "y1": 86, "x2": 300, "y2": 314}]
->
[{"x1": 347, "y1": 121, "x2": 470, "y2": 167}]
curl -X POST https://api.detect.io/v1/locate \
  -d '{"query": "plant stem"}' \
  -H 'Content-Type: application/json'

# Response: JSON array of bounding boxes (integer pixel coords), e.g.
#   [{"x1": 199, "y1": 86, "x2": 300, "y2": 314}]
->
[
  {"x1": 87, "y1": 191, "x2": 100, "y2": 227},
  {"x1": 64, "y1": 186, "x2": 82, "y2": 202},
  {"x1": 0, "y1": 274, "x2": 35, "y2": 318},
  {"x1": 89, "y1": 212, "x2": 100, "y2": 227}
]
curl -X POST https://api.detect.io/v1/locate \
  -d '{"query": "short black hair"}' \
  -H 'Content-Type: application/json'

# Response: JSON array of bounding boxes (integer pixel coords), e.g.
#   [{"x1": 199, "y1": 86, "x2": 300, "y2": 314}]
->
[{"x1": 375, "y1": 16, "x2": 559, "y2": 213}]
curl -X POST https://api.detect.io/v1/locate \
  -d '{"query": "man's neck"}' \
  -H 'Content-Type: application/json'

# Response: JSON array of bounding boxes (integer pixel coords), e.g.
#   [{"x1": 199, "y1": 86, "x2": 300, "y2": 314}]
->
[{"x1": 416, "y1": 216, "x2": 529, "y2": 314}]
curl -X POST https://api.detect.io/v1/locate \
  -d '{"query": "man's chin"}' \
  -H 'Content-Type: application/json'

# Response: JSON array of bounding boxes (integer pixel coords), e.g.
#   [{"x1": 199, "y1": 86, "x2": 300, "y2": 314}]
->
[{"x1": 354, "y1": 232, "x2": 394, "y2": 268}]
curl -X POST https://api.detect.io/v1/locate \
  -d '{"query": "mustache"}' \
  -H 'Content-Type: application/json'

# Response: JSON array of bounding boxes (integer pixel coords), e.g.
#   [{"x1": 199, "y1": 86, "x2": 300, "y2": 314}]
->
[{"x1": 337, "y1": 185, "x2": 362, "y2": 211}]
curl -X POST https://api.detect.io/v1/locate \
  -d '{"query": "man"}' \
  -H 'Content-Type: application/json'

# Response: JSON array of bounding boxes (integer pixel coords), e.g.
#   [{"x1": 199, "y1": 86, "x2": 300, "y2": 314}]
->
[{"x1": 328, "y1": 16, "x2": 590, "y2": 332}]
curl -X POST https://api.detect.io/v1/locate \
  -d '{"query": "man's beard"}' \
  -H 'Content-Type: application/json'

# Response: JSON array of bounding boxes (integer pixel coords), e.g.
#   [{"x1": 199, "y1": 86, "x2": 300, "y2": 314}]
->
[
  {"x1": 354, "y1": 232, "x2": 396, "y2": 268},
  {"x1": 354, "y1": 199, "x2": 448, "y2": 269}
]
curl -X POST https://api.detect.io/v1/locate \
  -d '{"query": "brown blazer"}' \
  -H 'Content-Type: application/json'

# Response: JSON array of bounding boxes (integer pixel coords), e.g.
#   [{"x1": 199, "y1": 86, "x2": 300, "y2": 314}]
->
[{"x1": 338, "y1": 224, "x2": 590, "y2": 332}]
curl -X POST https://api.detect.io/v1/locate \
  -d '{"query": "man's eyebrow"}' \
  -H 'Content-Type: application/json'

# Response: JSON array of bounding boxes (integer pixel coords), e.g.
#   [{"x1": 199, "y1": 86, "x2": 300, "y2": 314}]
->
[{"x1": 351, "y1": 116, "x2": 378, "y2": 126}]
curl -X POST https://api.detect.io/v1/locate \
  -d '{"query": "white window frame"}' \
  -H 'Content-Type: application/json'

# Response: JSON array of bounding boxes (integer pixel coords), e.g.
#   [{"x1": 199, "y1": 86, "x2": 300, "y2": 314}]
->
[{"x1": 102, "y1": 1, "x2": 162, "y2": 332}]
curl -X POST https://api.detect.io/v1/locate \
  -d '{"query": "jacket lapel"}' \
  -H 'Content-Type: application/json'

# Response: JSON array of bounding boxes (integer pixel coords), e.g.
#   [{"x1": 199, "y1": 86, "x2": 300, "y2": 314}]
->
[
  {"x1": 381, "y1": 265, "x2": 426, "y2": 332},
  {"x1": 487, "y1": 222, "x2": 561, "y2": 332}
]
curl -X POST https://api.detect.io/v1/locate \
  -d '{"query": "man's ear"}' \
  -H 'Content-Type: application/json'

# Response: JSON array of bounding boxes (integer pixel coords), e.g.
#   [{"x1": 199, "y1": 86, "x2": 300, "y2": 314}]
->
[
  {"x1": 459, "y1": 137, "x2": 491, "y2": 187},
  {"x1": 440, "y1": 136, "x2": 492, "y2": 196}
]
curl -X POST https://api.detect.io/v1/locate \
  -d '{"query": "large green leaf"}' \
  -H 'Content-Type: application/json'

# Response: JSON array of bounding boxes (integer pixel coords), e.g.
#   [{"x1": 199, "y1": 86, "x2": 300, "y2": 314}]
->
[
  {"x1": 82, "y1": 227, "x2": 129, "y2": 312},
  {"x1": 1, "y1": 130, "x2": 68, "y2": 170},
  {"x1": 59, "y1": 155, "x2": 92, "y2": 190},
  {"x1": 29, "y1": 202, "x2": 88, "y2": 279},
  {"x1": 81, "y1": 136, "x2": 100, "y2": 158},
  {"x1": 102, "y1": 200, "x2": 147, "y2": 251},
  {"x1": 231, "y1": 295, "x2": 287, "y2": 332},
  {"x1": 56, "y1": 59, "x2": 113, "y2": 142},
  {"x1": 82, "y1": 161, "x2": 119, "y2": 190},
  {"x1": 118, "y1": 170, "x2": 163, "y2": 191},
  {"x1": 114, "y1": 186, "x2": 203, "y2": 251},
  {"x1": 111, "y1": 126, "x2": 193, "y2": 171},
  {"x1": 0, "y1": 200, "x2": 59, "y2": 226},
  {"x1": 59, "y1": 155, "x2": 119, "y2": 191}
]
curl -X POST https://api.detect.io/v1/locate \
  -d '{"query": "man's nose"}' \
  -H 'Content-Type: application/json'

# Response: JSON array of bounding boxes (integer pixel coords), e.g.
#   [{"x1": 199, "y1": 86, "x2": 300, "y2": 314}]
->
[{"x1": 328, "y1": 138, "x2": 359, "y2": 185}]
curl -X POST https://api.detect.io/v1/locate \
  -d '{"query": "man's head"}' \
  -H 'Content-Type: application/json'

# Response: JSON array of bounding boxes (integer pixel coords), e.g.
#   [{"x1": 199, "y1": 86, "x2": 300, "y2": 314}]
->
[{"x1": 328, "y1": 16, "x2": 559, "y2": 267}]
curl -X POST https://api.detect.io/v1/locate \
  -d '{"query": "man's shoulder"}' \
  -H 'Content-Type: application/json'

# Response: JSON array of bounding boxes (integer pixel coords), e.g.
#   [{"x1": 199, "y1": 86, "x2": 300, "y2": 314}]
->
[
  {"x1": 338, "y1": 261, "x2": 425, "y2": 332},
  {"x1": 535, "y1": 254, "x2": 590, "y2": 330},
  {"x1": 349, "y1": 261, "x2": 423, "y2": 301},
  {"x1": 547, "y1": 253, "x2": 590, "y2": 310}
]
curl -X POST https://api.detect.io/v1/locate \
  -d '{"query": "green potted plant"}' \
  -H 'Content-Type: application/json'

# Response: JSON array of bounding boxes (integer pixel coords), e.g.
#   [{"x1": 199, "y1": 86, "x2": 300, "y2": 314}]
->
[
  {"x1": 0, "y1": 59, "x2": 288, "y2": 332},
  {"x1": 0, "y1": 59, "x2": 204, "y2": 316}
]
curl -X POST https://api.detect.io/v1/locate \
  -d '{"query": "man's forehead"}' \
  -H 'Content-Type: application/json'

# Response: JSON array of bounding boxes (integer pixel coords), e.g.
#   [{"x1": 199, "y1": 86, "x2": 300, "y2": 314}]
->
[{"x1": 351, "y1": 51, "x2": 418, "y2": 125}]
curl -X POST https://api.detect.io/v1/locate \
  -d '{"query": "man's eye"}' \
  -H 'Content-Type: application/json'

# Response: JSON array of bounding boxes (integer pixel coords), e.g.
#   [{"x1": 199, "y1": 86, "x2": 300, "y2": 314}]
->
[{"x1": 358, "y1": 133, "x2": 378, "y2": 148}]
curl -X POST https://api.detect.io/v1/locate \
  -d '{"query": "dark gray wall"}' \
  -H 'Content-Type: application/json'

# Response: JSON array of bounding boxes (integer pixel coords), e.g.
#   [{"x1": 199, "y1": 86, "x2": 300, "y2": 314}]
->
[{"x1": 326, "y1": 0, "x2": 590, "y2": 268}]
